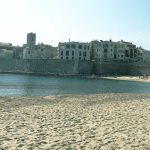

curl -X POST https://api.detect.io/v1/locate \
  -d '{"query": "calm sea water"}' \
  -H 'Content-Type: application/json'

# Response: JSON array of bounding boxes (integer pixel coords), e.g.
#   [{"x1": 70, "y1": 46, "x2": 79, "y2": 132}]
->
[{"x1": 0, "y1": 73, "x2": 150, "y2": 96}]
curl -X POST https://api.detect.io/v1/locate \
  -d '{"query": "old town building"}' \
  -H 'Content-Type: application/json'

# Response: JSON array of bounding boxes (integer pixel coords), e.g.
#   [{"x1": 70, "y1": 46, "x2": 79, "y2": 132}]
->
[{"x1": 58, "y1": 41, "x2": 91, "y2": 61}]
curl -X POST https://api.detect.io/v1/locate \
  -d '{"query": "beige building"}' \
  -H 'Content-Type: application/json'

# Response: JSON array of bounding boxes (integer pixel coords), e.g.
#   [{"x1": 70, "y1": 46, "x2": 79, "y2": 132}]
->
[
  {"x1": 0, "y1": 49, "x2": 13, "y2": 58},
  {"x1": 58, "y1": 42, "x2": 90, "y2": 61},
  {"x1": 23, "y1": 44, "x2": 57, "y2": 59},
  {"x1": 0, "y1": 42, "x2": 14, "y2": 50},
  {"x1": 90, "y1": 40, "x2": 138, "y2": 62},
  {"x1": 23, "y1": 33, "x2": 57, "y2": 59},
  {"x1": 140, "y1": 49, "x2": 150, "y2": 63},
  {"x1": 0, "y1": 42, "x2": 14, "y2": 59}
]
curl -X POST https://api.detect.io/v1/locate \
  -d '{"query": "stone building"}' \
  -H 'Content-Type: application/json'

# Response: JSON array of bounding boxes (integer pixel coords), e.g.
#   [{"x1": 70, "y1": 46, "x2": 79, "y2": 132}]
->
[
  {"x1": 23, "y1": 33, "x2": 57, "y2": 59},
  {"x1": 119, "y1": 40, "x2": 138, "y2": 62},
  {"x1": 0, "y1": 49, "x2": 13, "y2": 59},
  {"x1": 13, "y1": 46, "x2": 23, "y2": 59},
  {"x1": 0, "y1": 42, "x2": 14, "y2": 49},
  {"x1": 90, "y1": 40, "x2": 139, "y2": 62},
  {"x1": 140, "y1": 48, "x2": 150, "y2": 63},
  {"x1": 0, "y1": 42, "x2": 14, "y2": 59},
  {"x1": 58, "y1": 42, "x2": 91, "y2": 61}
]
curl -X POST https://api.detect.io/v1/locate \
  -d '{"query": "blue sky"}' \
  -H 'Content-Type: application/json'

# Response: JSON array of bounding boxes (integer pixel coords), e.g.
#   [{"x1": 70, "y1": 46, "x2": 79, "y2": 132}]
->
[{"x1": 0, "y1": 0, "x2": 150, "y2": 49}]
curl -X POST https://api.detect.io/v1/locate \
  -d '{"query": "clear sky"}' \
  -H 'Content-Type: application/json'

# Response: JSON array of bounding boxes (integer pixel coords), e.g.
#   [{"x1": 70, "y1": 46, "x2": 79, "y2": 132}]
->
[{"x1": 0, "y1": 0, "x2": 150, "y2": 49}]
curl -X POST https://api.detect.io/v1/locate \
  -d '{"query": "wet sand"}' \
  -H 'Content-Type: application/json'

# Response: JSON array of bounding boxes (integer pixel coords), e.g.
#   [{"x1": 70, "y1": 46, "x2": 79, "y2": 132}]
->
[{"x1": 0, "y1": 94, "x2": 150, "y2": 149}]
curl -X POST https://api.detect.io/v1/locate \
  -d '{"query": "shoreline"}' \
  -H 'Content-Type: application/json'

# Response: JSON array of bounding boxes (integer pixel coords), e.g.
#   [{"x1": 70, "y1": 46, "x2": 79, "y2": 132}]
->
[
  {"x1": 100, "y1": 76, "x2": 150, "y2": 82},
  {"x1": 0, "y1": 71, "x2": 150, "y2": 83}
]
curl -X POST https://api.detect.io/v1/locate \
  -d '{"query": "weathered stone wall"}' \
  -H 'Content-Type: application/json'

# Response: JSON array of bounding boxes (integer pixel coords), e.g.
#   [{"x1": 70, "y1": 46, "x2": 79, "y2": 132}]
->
[
  {"x1": 78, "y1": 61, "x2": 93, "y2": 75},
  {"x1": 15, "y1": 59, "x2": 75, "y2": 75},
  {"x1": 0, "y1": 59, "x2": 16, "y2": 72},
  {"x1": 94, "y1": 61, "x2": 128, "y2": 75},
  {"x1": 0, "y1": 59, "x2": 150, "y2": 76},
  {"x1": 0, "y1": 59, "x2": 93, "y2": 75},
  {"x1": 128, "y1": 63, "x2": 150, "y2": 75}
]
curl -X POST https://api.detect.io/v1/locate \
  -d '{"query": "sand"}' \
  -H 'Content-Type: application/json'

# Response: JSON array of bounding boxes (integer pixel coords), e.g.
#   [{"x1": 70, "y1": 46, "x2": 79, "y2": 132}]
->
[
  {"x1": 0, "y1": 94, "x2": 150, "y2": 149},
  {"x1": 101, "y1": 76, "x2": 150, "y2": 83}
]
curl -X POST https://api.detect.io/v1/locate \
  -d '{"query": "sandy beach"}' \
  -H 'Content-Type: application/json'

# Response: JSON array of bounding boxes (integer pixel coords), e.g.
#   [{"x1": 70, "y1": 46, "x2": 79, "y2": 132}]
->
[
  {"x1": 0, "y1": 94, "x2": 150, "y2": 149},
  {"x1": 101, "y1": 76, "x2": 150, "y2": 83}
]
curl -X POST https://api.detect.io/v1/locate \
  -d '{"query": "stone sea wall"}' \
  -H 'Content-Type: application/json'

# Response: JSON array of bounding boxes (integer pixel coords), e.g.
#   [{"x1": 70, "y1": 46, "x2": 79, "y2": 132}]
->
[
  {"x1": 128, "y1": 62, "x2": 150, "y2": 75},
  {"x1": 0, "y1": 59, "x2": 93, "y2": 75},
  {"x1": 93, "y1": 61, "x2": 128, "y2": 75},
  {"x1": 0, "y1": 59, "x2": 16, "y2": 72},
  {"x1": 0, "y1": 58, "x2": 149, "y2": 75},
  {"x1": 15, "y1": 59, "x2": 75, "y2": 75}
]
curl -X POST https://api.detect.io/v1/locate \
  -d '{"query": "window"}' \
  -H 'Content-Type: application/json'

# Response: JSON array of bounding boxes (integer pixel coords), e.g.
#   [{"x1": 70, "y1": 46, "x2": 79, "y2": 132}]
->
[
  {"x1": 130, "y1": 49, "x2": 134, "y2": 58},
  {"x1": 66, "y1": 56, "x2": 68, "y2": 60},
  {"x1": 72, "y1": 51, "x2": 74, "y2": 56},
  {"x1": 72, "y1": 57, "x2": 74, "y2": 60},
  {"x1": 104, "y1": 49, "x2": 107, "y2": 53},
  {"x1": 61, "y1": 57, "x2": 63, "y2": 59},
  {"x1": 83, "y1": 52, "x2": 86, "y2": 56},
  {"x1": 61, "y1": 51, "x2": 63, "y2": 55},
  {"x1": 121, "y1": 55, "x2": 124, "y2": 58},
  {"x1": 71, "y1": 44, "x2": 76, "y2": 49},
  {"x1": 66, "y1": 44, "x2": 70, "y2": 49},
  {"x1": 79, "y1": 57, "x2": 81, "y2": 60},
  {"x1": 125, "y1": 50, "x2": 129, "y2": 57},
  {"x1": 28, "y1": 51, "x2": 30, "y2": 54},
  {"x1": 79, "y1": 45, "x2": 82, "y2": 49},
  {"x1": 84, "y1": 45, "x2": 87, "y2": 50},
  {"x1": 41, "y1": 49, "x2": 43, "y2": 52},
  {"x1": 66, "y1": 51, "x2": 69, "y2": 56},
  {"x1": 79, "y1": 51, "x2": 81, "y2": 56}
]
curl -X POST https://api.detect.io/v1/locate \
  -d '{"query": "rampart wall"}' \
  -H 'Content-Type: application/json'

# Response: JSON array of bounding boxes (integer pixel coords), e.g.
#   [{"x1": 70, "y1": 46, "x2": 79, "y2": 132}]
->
[{"x1": 0, "y1": 59, "x2": 149, "y2": 76}]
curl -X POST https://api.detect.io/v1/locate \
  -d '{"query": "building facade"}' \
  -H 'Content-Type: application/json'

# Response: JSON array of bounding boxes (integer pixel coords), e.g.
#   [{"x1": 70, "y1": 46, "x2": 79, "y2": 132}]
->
[
  {"x1": 58, "y1": 42, "x2": 91, "y2": 61},
  {"x1": 23, "y1": 44, "x2": 57, "y2": 59},
  {"x1": 0, "y1": 42, "x2": 15, "y2": 59},
  {"x1": 23, "y1": 33, "x2": 57, "y2": 59},
  {"x1": 0, "y1": 42, "x2": 14, "y2": 50},
  {"x1": 141, "y1": 49, "x2": 150, "y2": 63},
  {"x1": 90, "y1": 40, "x2": 139, "y2": 62}
]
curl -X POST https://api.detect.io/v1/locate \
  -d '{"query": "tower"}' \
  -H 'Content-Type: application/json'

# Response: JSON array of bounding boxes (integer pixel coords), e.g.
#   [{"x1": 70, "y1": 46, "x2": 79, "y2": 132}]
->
[{"x1": 27, "y1": 32, "x2": 36, "y2": 47}]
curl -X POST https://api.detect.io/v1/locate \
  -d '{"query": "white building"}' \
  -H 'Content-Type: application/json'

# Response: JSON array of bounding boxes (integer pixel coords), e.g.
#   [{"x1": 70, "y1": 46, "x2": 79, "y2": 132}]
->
[
  {"x1": 58, "y1": 42, "x2": 91, "y2": 61},
  {"x1": 90, "y1": 40, "x2": 138, "y2": 62},
  {"x1": 141, "y1": 49, "x2": 150, "y2": 63}
]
